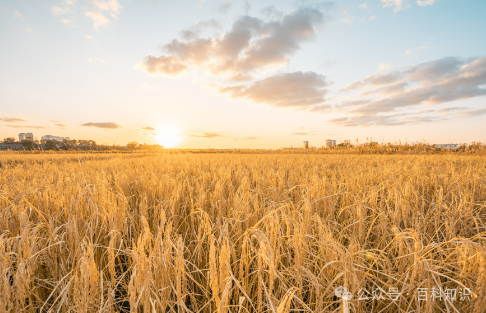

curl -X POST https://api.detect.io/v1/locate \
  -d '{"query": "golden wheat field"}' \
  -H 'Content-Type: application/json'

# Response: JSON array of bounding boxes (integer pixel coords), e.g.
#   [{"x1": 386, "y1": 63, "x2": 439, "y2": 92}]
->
[{"x1": 0, "y1": 152, "x2": 485, "y2": 313}]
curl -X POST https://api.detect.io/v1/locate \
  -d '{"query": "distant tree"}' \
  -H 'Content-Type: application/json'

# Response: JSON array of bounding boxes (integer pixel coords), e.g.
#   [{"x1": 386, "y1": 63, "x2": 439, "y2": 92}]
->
[
  {"x1": 2, "y1": 137, "x2": 16, "y2": 144},
  {"x1": 44, "y1": 140, "x2": 59, "y2": 150},
  {"x1": 59, "y1": 139, "x2": 74, "y2": 151},
  {"x1": 21, "y1": 139, "x2": 35, "y2": 150},
  {"x1": 127, "y1": 142, "x2": 138, "y2": 150}
]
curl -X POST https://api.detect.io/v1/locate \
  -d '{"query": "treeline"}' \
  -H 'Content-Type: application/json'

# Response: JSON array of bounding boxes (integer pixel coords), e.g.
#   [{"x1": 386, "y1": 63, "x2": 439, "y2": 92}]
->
[
  {"x1": 2, "y1": 137, "x2": 123, "y2": 151},
  {"x1": 181, "y1": 142, "x2": 486, "y2": 155},
  {"x1": 1, "y1": 137, "x2": 164, "y2": 151}
]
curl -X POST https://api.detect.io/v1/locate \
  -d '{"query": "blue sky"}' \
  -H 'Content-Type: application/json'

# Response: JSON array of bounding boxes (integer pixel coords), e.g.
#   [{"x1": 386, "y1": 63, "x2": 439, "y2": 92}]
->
[{"x1": 1, "y1": 0, "x2": 485, "y2": 147}]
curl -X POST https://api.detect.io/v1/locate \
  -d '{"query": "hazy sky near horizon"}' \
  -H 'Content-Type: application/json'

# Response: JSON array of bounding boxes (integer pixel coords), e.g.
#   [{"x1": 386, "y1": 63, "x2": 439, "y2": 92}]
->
[{"x1": 1, "y1": 0, "x2": 485, "y2": 148}]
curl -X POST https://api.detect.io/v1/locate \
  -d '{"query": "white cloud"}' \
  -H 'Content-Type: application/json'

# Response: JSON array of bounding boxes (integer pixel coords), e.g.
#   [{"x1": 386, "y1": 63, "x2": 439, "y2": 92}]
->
[
  {"x1": 341, "y1": 18, "x2": 352, "y2": 25},
  {"x1": 369, "y1": 15, "x2": 376, "y2": 20},
  {"x1": 51, "y1": 6, "x2": 70, "y2": 15},
  {"x1": 85, "y1": 11, "x2": 110, "y2": 29},
  {"x1": 27, "y1": 28, "x2": 33, "y2": 32},
  {"x1": 341, "y1": 8, "x2": 354, "y2": 25},
  {"x1": 417, "y1": 0, "x2": 435, "y2": 6},
  {"x1": 91, "y1": 0, "x2": 121, "y2": 13},
  {"x1": 14, "y1": 11, "x2": 22, "y2": 19},
  {"x1": 141, "y1": 8, "x2": 326, "y2": 78},
  {"x1": 141, "y1": 7, "x2": 333, "y2": 112},
  {"x1": 64, "y1": 0, "x2": 76, "y2": 5},
  {"x1": 61, "y1": 19, "x2": 71, "y2": 24},
  {"x1": 381, "y1": 0, "x2": 408, "y2": 12},
  {"x1": 404, "y1": 46, "x2": 429, "y2": 56},
  {"x1": 359, "y1": 3, "x2": 367, "y2": 9},
  {"x1": 378, "y1": 62, "x2": 392, "y2": 71},
  {"x1": 85, "y1": 0, "x2": 122, "y2": 29}
]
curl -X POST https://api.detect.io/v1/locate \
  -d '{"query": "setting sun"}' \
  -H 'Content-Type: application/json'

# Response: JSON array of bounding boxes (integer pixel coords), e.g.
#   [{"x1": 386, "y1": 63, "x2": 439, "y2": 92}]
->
[{"x1": 155, "y1": 127, "x2": 181, "y2": 148}]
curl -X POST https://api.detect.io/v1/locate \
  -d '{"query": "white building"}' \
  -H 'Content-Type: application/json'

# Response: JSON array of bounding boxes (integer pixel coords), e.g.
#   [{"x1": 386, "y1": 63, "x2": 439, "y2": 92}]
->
[
  {"x1": 326, "y1": 139, "x2": 336, "y2": 148},
  {"x1": 19, "y1": 133, "x2": 33, "y2": 140},
  {"x1": 303, "y1": 141, "x2": 309, "y2": 149},
  {"x1": 436, "y1": 144, "x2": 459, "y2": 149},
  {"x1": 41, "y1": 135, "x2": 70, "y2": 142}
]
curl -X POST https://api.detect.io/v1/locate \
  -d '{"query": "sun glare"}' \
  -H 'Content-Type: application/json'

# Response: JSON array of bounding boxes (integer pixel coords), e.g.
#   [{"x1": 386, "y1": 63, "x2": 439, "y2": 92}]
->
[{"x1": 155, "y1": 127, "x2": 181, "y2": 148}]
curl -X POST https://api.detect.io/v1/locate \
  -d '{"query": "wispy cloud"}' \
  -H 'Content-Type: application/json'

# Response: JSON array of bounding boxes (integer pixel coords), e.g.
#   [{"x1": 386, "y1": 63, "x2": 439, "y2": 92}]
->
[
  {"x1": 85, "y1": 0, "x2": 122, "y2": 29},
  {"x1": 189, "y1": 133, "x2": 223, "y2": 138},
  {"x1": 85, "y1": 11, "x2": 110, "y2": 29},
  {"x1": 219, "y1": 71, "x2": 329, "y2": 110},
  {"x1": 382, "y1": 0, "x2": 434, "y2": 11},
  {"x1": 359, "y1": 3, "x2": 367, "y2": 9},
  {"x1": 81, "y1": 122, "x2": 122, "y2": 129},
  {"x1": 417, "y1": 0, "x2": 435, "y2": 7},
  {"x1": 292, "y1": 132, "x2": 314, "y2": 135},
  {"x1": 217, "y1": 2, "x2": 233, "y2": 14},
  {"x1": 328, "y1": 106, "x2": 486, "y2": 127},
  {"x1": 381, "y1": 0, "x2": 408, "y2": 12},
  {"x1": 328, "y1": 113, "x2": 441, "y2": 127},
  {"x1": 244, "y1": 136, "x2": 258, "y2": 140},
  {"x1": 55, "y1": 123, "x2": 67, "y2": 127},
  {"x1": 0, "y1": 117, "x2": 26, "y2": 123},
  {"x1": 51, "y1": 6, "x2": 70, "y2": 15},
  {"x1": 378, "y1": 62, "x2": 392, "y2": 71},
  {"x1": 14, "y1": 11, "x2": 22, "y2": 19},
  {"x1": 142, "y1": 127, "x2": 155, "y2": 130},
  {"x1": 335, "y1": 56, "x2": 486, "y2": 124},
  {"x1": 179, "y1": 19, "x2": 222, "y2": 41},
  {"x1": 404, "y1": 45, "x2": 429, "y2": 56},
  {"x1": 7, "y1": 125, "x2": 47, "y2": 129}
]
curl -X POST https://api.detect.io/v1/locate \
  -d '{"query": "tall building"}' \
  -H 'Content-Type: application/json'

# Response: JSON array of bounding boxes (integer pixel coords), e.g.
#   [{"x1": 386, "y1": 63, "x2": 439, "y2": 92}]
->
[
  {"x1": 303, "y1": 141, "x2": 309, "y2": 149},
  {"x1": 19, "y1": 133, "x2": 26, "y2": 141},
  {"x1": 25, "y1": 133, "x2": 33, "y2": 140},
  {"x1": 326, "y1": 139, "x2": 336, "y2": 148}
]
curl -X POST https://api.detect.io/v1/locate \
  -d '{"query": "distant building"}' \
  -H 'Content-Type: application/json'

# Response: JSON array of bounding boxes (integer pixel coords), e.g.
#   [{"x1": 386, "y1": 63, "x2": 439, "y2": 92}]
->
[
  {"x1": 303, "y1": 141, "x2": 309, "y2": 149},
  {"x1": 19, "y1": 133, "x2": 26, "y2": 141},
  {"x1": 344, "y1": 140, "x2": 351, "y2": 145},
  {"x1": 436, "y1": 144, "x2": 459, "y2": 149},
  {"x1": 0, "y1": 143, "x2": 23, "y2": 150},
  {"x1": 25, "y1": 133, "x2": 33, "y2": 140},
  {"x1": 326, "y1": 139, "x2": 336, "y2": 148},
  {"x1": 41, "y1": 135, "x2": 70, "y2": 142}
]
